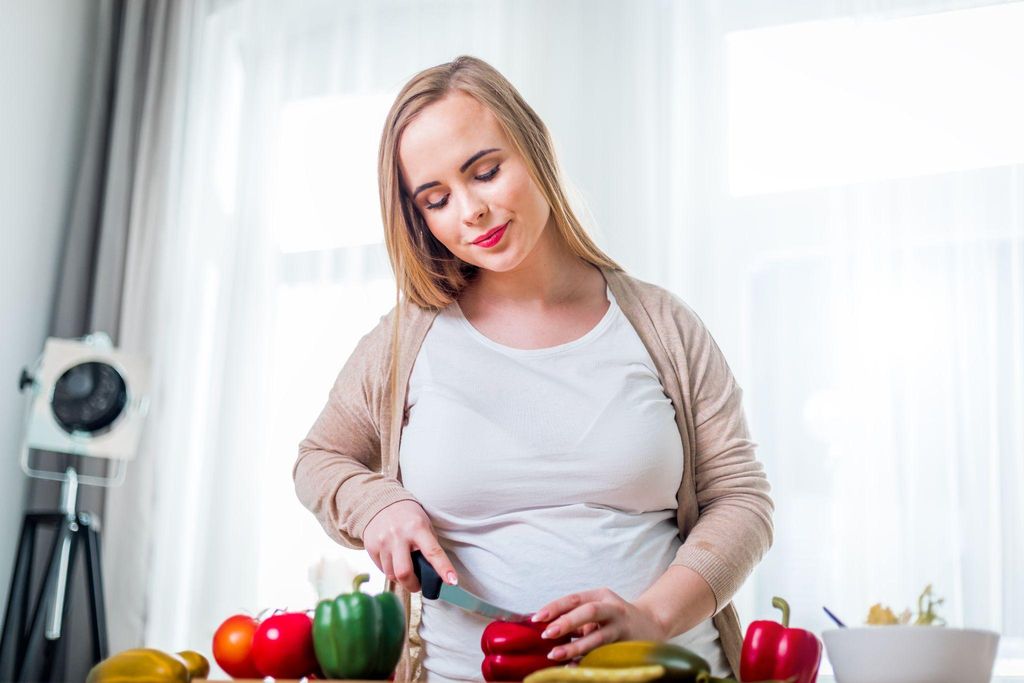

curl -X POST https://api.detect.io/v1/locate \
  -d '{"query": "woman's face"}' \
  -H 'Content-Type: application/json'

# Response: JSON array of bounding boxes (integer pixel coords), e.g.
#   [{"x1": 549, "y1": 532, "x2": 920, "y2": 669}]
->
[{"x1": 398, "y1": 91, "x2": 552, "y2": 272}]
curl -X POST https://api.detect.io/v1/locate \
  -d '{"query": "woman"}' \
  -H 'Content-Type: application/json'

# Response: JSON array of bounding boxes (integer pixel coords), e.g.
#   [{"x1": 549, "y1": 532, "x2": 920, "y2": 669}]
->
[{"x1": 294, "y1": 55, "x2": 773, "y2": 683}]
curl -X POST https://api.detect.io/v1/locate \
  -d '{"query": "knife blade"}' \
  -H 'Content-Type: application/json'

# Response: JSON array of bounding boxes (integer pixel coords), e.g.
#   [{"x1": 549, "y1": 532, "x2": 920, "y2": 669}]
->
[{"x1": 411, "y1": 550, "x2": 531, "y2": 622}]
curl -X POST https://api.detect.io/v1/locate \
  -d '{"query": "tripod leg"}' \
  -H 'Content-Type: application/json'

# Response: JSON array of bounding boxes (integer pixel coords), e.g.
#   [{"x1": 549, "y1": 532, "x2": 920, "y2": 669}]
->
[
  {"x1": 39, "y1": 519, "x2": 79, "y2": 683},
  {"x1": 15, "y1": 515, "x2": 63, "y2": 682},
  {"x1": 18, "y1": 515, "x2": 80, "y2": 683},
  {"x1": 81, "y1": 518, "x2": 108, "y2": 661},
  {"x1": 0, "y1": 516, "x2": 36, "y2": 681},
  {"x1": 38, "y1": 638, "x2": 60, "y2": 683},
  {"x1": 17, "y1": 520, "x2": 39, "y2": 655}
]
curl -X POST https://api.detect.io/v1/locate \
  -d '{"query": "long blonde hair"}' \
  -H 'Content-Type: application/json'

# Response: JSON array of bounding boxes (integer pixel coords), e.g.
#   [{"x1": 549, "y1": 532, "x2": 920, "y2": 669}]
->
[{"x1": 378, "y1": 55, "x2": 623, "y2": 410}]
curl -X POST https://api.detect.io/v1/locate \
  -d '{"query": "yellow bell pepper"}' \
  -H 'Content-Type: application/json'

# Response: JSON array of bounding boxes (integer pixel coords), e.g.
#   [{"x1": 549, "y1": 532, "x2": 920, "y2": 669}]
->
[{"x1": 85, "y1": 647, "x2": 209, "y2": 683}]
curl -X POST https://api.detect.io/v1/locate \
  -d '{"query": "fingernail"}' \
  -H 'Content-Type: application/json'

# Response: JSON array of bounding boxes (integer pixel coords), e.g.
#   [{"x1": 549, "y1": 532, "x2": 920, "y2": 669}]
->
[
  {"x1": 447, "y1": 572, "x2": 458, "y2": 585},
  {"x1": 541, "y1": 627, "x2": 558, "y2": 639},
  {"x1": 547, "y1": 648, "x2": 563, "y2": 660},
  {"x1": 531, "y1": 611, "x2": 547, "y2": 622}
]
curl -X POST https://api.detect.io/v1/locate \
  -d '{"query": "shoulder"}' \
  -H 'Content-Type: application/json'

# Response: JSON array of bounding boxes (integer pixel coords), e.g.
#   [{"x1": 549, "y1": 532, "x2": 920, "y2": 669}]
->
[
  {"x1": 345, "y1": 300, "x2": 437, "y2": 370},
  {"x1": 610, "y1": 269, "x2": 736, "y2": 389},
  {"x1": 609, "y1": 268, "x2": 707, "y2": 335}
]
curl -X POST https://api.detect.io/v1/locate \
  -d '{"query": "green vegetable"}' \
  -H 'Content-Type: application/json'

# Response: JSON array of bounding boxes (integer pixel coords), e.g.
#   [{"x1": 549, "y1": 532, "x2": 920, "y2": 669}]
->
[
  {"x1": 312, "y1": 573, "x2": 405, "y2": 679},
  {"x1": 913, "y1": 584, "x2": 946, "y2": 626},
  {"x1": 578, "y1": 641, "x2": 794, "y2": 683}
]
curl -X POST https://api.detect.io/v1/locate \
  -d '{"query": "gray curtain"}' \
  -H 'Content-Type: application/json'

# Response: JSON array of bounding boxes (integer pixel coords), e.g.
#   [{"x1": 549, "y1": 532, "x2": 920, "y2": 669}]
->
[{"x1": 22, "y1": 2, "x2": 179, "y2": 681}]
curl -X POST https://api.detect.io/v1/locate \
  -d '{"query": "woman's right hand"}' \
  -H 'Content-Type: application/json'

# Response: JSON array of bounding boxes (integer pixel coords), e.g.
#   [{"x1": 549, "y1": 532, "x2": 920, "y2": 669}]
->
[{"x1": 362, "y1": 499, "x2": 459, "y2": 594}]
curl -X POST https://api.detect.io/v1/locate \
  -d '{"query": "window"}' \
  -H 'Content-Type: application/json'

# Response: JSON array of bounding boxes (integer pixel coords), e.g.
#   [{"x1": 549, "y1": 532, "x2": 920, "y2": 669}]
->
[{"x1": 726, "y1": 2, "x2": 1024, "y2": 195}]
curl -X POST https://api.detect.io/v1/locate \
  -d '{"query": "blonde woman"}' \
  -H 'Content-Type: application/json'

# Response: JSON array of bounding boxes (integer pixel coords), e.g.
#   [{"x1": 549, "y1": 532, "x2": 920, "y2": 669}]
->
[{"x1": 294, "y1": 55, "x2": 773, "y2": 683}]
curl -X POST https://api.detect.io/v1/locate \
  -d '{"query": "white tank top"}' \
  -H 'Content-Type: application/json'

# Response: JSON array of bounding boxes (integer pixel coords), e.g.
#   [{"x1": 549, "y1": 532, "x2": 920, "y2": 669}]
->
[{"x1": 398, "y1": 284, "x2": 730, "y2": 682}]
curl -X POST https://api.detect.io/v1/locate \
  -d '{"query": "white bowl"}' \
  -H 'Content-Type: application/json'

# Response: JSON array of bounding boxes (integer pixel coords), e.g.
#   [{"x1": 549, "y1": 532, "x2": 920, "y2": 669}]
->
[{"x1": 823, "y1": 626, "x2": 999, "y2": 683}]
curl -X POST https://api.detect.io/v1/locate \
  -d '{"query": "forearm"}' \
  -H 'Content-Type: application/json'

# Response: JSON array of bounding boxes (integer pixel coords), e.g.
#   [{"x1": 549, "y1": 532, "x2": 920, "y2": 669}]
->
[
  {"x1": 293, "y1": 445, "x2": 417, "y2": 548},
  {"x1": 634, "y1": 564, "x2": 717, "y2": 639}
]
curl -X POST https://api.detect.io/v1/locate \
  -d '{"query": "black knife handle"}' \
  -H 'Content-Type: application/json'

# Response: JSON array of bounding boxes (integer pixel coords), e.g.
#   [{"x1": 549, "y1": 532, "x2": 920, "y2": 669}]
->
[{"x1": 411, "y1": 550, "x2": 443, "y2": 599}]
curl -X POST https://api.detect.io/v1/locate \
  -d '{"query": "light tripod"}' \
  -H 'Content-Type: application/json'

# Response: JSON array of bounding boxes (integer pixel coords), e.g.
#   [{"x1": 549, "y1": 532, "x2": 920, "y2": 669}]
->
[
  {"x1": 0, "y1": 333, "x2": 147, "y2": 682},
  {"x1": 0, "y1": 467, "x2": 110, "y2": 682}
]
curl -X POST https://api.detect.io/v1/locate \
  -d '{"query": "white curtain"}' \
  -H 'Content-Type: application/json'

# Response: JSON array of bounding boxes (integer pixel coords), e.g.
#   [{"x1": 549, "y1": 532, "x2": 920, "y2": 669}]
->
[
  {"x1": 675, "y1": 1, "x2": 1024, "y2": 675},
  {"x1": 114, "y1": 0, "x2": 1024, "y2": 677},
  {"x1": 98, "y1": 0, "x2": 198, "y2": 656}
]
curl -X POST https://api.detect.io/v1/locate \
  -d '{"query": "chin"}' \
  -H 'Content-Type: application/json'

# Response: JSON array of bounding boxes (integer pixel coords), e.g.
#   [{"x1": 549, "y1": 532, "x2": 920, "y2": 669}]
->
[{"x1": 471, "y1": 251, "x2": 524, "y2": 273}]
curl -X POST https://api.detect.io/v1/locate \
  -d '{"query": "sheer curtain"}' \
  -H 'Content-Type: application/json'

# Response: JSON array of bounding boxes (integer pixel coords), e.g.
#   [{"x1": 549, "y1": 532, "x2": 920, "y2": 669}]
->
[
  {"x1": 674, "y1": 1, "x2": 1024, "y2": 675},
  {"x1": 137, "y1": 2, "x2": 683, "y2": 671},
  {"x1": 134, "y1": 0, "x2": 1023, "y2": 677}
]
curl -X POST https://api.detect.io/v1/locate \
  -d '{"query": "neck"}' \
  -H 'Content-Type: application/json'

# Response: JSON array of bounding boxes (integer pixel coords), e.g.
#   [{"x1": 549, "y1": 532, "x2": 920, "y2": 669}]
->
[{"x1": 465, "y1": 218, "x2": 596, "y2": 308}]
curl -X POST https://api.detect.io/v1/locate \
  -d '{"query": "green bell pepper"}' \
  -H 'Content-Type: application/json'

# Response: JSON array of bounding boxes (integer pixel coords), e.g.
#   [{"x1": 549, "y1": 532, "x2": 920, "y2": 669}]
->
[{"x1": 313, "y1": 573, "x2": 405, "y2": 679}]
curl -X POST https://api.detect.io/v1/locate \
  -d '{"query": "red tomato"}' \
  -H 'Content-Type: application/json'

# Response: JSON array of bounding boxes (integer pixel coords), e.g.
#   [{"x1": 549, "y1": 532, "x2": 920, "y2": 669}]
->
[
  {"x1": 212, "y1": 614, "x2": 261, "y2": 679},
  {"x1": 251, "y1": 611, "x2": 318, "y2": 678}
]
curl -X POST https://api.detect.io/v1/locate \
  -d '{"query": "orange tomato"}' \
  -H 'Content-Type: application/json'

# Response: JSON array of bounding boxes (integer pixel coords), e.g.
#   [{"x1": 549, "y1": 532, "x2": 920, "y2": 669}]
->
[{"x1": 212, "y1": 614, "x2": 261, "y2": 679}]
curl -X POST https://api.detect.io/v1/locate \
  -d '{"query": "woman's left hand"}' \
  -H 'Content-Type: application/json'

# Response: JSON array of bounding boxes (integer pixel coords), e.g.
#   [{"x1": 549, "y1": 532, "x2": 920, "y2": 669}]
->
[{"x1": 531, "y1": 588, "x2": 669, "y2": 662}]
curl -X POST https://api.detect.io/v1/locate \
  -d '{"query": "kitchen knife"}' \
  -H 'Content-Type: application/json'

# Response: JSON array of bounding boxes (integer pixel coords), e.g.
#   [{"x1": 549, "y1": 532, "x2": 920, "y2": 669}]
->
[{"x1": 411, "y1": 550, "x2": 531, "y2": 621}]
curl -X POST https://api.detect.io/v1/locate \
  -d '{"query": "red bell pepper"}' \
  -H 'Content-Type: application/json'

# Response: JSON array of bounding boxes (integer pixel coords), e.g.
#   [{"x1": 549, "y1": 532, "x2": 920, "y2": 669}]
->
[
  {"x1": 740, "y1": 597, "x2": 822, "y2": 683},
  {"x1": 481, "y1": 617, "x2": 572, "y2": 682}
]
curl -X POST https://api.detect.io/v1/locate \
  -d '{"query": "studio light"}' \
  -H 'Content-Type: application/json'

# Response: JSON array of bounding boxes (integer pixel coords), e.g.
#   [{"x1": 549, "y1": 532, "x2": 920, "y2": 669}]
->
[
  {"x1": 1, "y1": 332, "x2": 149, "y2": 682},
  {"x1": 20, "y1": 332, "x2": 149, "y2": 481}
]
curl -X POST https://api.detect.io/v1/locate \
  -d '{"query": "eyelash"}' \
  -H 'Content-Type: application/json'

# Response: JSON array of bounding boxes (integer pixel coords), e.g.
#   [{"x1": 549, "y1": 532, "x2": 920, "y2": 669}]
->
[{"x1": 424, "y1": 165, "x2": 501, "y2": 211}]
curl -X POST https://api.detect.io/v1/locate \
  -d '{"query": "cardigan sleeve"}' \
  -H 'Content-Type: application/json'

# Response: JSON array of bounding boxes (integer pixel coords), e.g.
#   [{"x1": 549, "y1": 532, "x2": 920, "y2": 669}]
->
[
  {"x1": 668, "y1": 301, "x2": 775, "y2": 615},
  {"x1": 293, "y1": 310, "x2": 420, "y2": 549}
]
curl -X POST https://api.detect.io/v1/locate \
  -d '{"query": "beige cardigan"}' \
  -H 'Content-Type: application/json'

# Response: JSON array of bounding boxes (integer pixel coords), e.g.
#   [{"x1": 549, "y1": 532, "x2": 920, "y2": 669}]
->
[{"x1": 294, "y1": 264, "x2": 774, "y2": 681}]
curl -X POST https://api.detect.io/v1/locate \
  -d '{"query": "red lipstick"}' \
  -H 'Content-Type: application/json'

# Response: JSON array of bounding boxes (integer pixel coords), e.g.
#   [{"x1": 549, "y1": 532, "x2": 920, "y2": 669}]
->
[{"x1": 472, "y1": 222, "x2": 508, "y2": 248}]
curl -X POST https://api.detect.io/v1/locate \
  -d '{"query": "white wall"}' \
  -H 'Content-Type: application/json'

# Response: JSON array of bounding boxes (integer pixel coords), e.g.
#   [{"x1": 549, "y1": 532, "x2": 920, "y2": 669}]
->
[{"x1": 0, "y1": 0, "x2": 100, "y2": 612}]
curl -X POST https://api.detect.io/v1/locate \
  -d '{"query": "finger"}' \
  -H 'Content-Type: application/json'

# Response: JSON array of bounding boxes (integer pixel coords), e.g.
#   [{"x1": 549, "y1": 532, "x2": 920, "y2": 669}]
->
[
  {"x1": 366, "y1": 549, "x2": 384, "y2": 575},
  {"x1": 549, "y1": 622, "x2": 617, "y2": 661},
  {"x1": 415, "y1": 534, "x2": 458, "y2": 586},
  {"x1": 532, "y1": 589, "x2": 607, "y2": 624},
  {"x1": 541, "y1": 598, "x2": 608, "y2": 640},
  {"x1": 380, "y1": 552, "x2": 395, "y2": 584},
  {"x1": 573, "y1": 622, "x2": 599, "y2": 638},
  {"x1": 391, "y1": 544, "x2": 420, "y2": 593}
]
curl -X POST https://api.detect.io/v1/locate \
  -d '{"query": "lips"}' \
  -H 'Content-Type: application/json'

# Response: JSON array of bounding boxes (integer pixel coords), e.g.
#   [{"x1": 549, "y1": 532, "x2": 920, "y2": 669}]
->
[{"x1": 473, "y1": 222, "x2": 509, "y2": 245}]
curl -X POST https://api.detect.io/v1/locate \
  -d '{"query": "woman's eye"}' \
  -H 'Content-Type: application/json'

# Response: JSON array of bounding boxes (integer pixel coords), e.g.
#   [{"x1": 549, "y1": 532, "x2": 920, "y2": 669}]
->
[
  {"x1": 475, "y1": 165, "x2": 501, "y2": 182},
  {"x1": 424, "y1": 165, "x2": 501, "y2": 211}
]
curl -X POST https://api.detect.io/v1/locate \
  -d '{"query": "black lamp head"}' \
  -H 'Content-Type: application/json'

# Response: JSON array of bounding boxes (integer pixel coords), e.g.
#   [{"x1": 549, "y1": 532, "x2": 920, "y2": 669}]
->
[
  {"x1": 51, "y1": 362, "x2": 129, "y2": 435},
  {"x1": 21, "y1": 333, "x2": 148, "y2": 467}
]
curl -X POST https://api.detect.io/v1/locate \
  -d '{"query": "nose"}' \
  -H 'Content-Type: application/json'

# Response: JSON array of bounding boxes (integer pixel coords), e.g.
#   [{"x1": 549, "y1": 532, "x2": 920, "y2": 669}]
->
[{"x1": 460, "y1": 190, "x2": 488, "y2": 226}]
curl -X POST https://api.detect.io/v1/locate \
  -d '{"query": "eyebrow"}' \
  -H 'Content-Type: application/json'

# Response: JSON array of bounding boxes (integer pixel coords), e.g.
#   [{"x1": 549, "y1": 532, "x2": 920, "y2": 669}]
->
[{"x1": 410, "y1": 148, "x2": 502, "y2": 200}]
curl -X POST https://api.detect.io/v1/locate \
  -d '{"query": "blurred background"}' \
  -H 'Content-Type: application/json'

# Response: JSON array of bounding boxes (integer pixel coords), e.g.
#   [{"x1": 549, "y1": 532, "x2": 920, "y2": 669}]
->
[{"x1": 1, "y1": 0, "x2": 1022, "y2": 680}]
